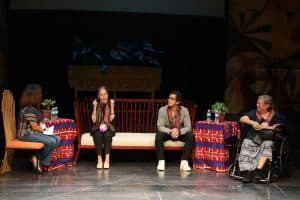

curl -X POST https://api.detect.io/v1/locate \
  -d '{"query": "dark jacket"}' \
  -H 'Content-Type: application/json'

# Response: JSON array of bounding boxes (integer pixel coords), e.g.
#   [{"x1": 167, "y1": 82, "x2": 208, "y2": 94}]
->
[
  {"x1": 90, "y1": 103, "x2": 116, "y2": 136},
  {"x1": 242, "y1": 109, "x2": 286, "y2": 140}
]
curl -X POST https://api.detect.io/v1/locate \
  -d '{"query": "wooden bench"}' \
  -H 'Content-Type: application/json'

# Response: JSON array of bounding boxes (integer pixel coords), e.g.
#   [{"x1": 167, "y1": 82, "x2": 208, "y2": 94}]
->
[
  {"x1": 73, "y1": 98, "x2": 197, "y2": 164},
  {"x1": 0, "y1": 90, "x2": 44, "y2": 175}
]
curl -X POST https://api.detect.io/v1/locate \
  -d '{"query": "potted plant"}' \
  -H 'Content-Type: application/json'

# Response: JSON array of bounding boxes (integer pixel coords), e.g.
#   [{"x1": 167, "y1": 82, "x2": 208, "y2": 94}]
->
[
  {"x1": 41, "y1": 99, "x2": 56, "y2": 120},
  {"x1": 211, "y1": 101, "x2": 229, "y2": 122}
]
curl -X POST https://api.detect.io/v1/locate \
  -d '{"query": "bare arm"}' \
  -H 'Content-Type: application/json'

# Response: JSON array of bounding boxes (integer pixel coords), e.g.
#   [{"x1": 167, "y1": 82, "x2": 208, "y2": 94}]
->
[
  {"x1": 29, "y1": 121, "x2": 44, "y2": 132},
  {"x1": 240, "y1": 115, "x2": 279, "y2": 130},
  {"x1": 240, "y1": 115, "x2": 259, "y2": 127},
  {"x1": 91, "y1": 99, "x2": 98, "y2": 123},
  {"x1": 110, "y1": 99, "x2": 115, "y2": 122},
  {"x1": 23, "y1": 107, "x2": 45, "y2": 133}
]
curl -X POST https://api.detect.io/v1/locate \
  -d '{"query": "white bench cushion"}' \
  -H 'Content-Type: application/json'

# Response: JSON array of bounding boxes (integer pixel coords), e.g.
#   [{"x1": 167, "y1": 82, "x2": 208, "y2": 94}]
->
[{"x1": 80, "y1": 132, "x2": 185, "y2": 147}]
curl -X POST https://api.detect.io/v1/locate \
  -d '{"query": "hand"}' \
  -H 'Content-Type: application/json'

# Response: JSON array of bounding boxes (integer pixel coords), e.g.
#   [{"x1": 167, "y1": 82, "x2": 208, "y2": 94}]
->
[
  {"x1": 39, "y1": 122, "x2": 47, "y2": 130},
  {"x1": 170, "y1": 128, "x2": 180, "y2": 139},
  {"x1": 271, "y1": 123, "x2": 281, "y2": 130},
  {"x1": 41, "y1": 124, "x2": 49, "y2": 132},
  {"x1": 110, "y1": 99, "x2": 115, "y2": 105},
  {"x1": 251, "y1": 121, "x2": 261, "y2": 130},
  {"x1": 92, "y1": 99, "x2": 98, "y2": 106}
]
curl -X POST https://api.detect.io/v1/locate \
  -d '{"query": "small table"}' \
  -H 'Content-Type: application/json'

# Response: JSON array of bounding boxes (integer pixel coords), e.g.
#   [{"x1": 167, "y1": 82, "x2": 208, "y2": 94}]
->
[
  {"x1": 43, "y1": 118, "x2": 77, "y2": 171},
  {"x1": 193, "y1": 120, "x2": 240, "y2": 172}
]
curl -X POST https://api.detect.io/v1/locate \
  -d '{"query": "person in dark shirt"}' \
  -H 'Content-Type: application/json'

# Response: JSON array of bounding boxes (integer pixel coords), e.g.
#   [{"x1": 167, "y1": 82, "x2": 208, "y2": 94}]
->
[{"x1": 238, "y1": 94, "x2": 286, "y2": 183}]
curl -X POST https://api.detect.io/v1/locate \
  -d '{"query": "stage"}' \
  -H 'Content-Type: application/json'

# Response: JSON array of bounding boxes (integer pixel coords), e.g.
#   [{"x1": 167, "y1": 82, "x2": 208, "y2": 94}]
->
[{"x1": 0, "y1": 155, "x2": 300, "y2": 200}]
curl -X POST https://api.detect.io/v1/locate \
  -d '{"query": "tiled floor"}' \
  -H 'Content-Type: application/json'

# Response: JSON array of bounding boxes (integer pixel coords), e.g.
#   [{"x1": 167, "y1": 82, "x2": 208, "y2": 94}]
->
[{"x1": 1, "y1": 154, "x2": 300, "y2": 200}]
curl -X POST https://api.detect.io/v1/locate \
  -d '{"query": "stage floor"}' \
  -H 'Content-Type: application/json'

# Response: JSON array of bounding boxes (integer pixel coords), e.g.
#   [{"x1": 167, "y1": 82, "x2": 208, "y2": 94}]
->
[{"x1": 1, "y1": 155, "x2": 300, "y2": 200}]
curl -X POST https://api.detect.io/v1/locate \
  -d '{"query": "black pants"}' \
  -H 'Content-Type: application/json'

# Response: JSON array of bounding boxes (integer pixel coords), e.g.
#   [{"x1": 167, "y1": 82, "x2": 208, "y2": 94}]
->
[
  {"x1": 92, "y1": 130, "x2": 114, "y2": 155},
  {"x1": 155, "y1": 132, "x2": 195, "y2": 160}
]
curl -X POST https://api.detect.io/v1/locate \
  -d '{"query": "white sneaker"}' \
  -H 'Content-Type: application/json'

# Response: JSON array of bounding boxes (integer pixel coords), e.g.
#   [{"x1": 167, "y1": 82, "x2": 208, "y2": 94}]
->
[
  {"x1": 180, "y1": 160, "x2": 192, "y2": 171},
  {"x1": 157, "y1": 160, "x2": 165, "y2": 171}
]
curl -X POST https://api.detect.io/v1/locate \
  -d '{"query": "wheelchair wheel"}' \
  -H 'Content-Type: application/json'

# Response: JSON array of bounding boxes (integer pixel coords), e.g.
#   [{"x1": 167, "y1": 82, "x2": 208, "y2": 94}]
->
[
  {"x1": 228, "y1": 164, "x2": 235, "y2": 177},
  {"x1": 279, "y1": 137, "x2": 290, "y2": 177},
  {"x1": 270, "y1": 168, "x2": 279, "y2": 182},
  {"x1": 228, "y1": 163, "x2": 243, "y2": 180}
]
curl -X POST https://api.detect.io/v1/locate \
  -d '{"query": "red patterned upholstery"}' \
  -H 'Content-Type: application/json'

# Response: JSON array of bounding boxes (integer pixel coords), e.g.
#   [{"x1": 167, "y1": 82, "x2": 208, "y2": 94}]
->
[
  {"x1": 193, "y1": 120, "x2": 240, "y2": 172},
  {"x1": 42, "y1": 118, "x2": 77, "y2": 171}
]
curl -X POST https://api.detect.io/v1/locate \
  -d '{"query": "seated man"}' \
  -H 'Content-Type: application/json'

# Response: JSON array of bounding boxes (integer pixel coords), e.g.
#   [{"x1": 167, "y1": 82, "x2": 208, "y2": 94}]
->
[{"x1": 155, "y1": 91, "x2": 195, "y2": 171}]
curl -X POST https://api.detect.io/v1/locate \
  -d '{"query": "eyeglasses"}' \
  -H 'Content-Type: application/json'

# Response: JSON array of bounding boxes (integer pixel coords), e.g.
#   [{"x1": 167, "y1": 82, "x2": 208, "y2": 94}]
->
[{"x1": 168, "y1": 97, "x2": 177, "y2": 100}]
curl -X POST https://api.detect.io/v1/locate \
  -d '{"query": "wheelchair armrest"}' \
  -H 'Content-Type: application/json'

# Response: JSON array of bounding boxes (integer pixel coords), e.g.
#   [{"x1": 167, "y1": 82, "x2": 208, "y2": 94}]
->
[
  {"x1": 238, "y1": 122, "x2": 249, "y2": 139},
  {"x1": 274, "y1": 124, "x2": 285, "y2": 132},
  {"x1": 252, "y1": 128, "x2": 283, "y2": 141},
  {"x1": 264, "y1": 128, "x2": 285, "y2": 140}
]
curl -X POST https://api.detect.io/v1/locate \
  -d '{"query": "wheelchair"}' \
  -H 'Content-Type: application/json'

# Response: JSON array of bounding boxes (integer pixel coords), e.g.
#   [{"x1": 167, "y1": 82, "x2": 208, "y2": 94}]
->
[{"x1": 228, "y1": 125, "x2": 290, "y2": 183}]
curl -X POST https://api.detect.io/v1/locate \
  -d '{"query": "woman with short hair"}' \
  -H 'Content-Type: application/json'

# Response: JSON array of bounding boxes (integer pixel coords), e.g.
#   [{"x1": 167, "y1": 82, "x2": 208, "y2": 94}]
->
[{"x1": 238, "y1": 94, "x2": 286, "y2": 183}]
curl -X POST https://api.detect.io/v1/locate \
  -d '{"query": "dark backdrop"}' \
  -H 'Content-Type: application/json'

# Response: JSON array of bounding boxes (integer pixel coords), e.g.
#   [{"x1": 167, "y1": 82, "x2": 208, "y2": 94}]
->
[
  {"x1": 2, "y1": 9, "x2": 225, "y2": 164},
  {"x1": 8, "y1": 10, "x2": 226, "y2": 120}
]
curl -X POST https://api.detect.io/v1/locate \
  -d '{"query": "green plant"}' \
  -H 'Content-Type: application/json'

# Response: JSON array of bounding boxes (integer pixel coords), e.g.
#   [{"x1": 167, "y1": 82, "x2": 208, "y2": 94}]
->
[
  {"x1": 41, "y1": 99, "x2": 56, "y2": 110},
  {"x1": 211, "y1": 101, "x2": 229, "y2": 114}
]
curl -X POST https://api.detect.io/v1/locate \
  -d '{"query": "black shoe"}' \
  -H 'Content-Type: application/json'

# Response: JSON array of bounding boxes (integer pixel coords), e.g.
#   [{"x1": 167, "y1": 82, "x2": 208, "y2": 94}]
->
[
  {"x1": 242, "y1": 171, "x2": 253, "y2": 183},
  {"x1": 253, "y1": 169, "x2": 266, "y2": 181},
  {"x1": 36, "y1": 163, "x2": 43, "y2": 173},
  {"x1": 31, "y1": 155, "x2": 42, "y2": 173}
]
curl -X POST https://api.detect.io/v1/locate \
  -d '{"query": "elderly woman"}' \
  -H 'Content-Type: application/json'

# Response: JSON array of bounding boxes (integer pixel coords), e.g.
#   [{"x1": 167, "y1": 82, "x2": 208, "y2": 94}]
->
[{"x1": 238, "y1": 94, "x2": 285, "y2": 183}]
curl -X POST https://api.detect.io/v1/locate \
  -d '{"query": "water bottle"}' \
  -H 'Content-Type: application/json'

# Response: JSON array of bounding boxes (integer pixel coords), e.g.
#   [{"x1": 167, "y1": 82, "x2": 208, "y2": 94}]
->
[
  {"x1": 206, "y1": 109, "x2": 211, "y2": 122},
  {"x1": 54, "y1": 107, "x2": 59, "y2": 120},
  {"x1": 215, "y1": 113, "x2": 219, "y2": 123},
  {"x1": 51, "y1": 107, "x2": 58, "y2": 120}
]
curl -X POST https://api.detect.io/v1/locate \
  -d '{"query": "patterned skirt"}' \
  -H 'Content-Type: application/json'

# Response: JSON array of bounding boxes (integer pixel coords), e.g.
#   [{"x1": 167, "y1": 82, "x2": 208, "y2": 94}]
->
[{"x1": 238, "y1": 139, "x2": 273, "y2": 171}]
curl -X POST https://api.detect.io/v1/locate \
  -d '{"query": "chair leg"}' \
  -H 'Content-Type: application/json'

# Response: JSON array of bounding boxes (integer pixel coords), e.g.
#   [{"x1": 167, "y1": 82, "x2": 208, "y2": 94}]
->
[
  {"x1": 36, "y1": 157, "x2": 40, "y2": 179},
  {"x1": 0, "y1": 149, "x2": 14, "y2": 174},
  {"x1": 73, "y1": 148, "x2": 81, "y2": 165},
  {"x1": 266, "y1": 161, "x2": 272, "y2": 182}
]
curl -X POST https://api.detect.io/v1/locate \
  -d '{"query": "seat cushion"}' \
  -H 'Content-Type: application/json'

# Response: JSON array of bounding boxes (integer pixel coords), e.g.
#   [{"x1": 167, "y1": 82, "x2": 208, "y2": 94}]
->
[
  {"x1": 80, "y1": 132, "x2": 184, "y2": 148},
  {"x1": 7, "y1": 139, "x2": 45, "y2": 149}
]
